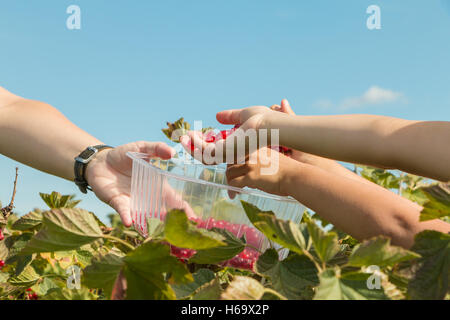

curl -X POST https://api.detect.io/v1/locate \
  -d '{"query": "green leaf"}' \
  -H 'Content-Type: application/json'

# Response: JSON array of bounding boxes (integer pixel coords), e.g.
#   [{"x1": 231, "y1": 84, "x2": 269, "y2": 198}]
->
[
  {"x1": 8, "y1": 264, "x2": 40, "y2": 287},
  {"x1": 20, "y1": 208, "x2": 103, "y2": 254},
  {"x1": 164, "y1": 209, "x2": 225, "y2": 250},
  {"x1": 220, "y1": 276, "x2": 265, "y2": 300},
  {"x1": 172, "y1": 269, "x2": 215, "y2": 299},
  {"x1": 32, "y1": 277, "x2": 60, "y2": 296},
  {"x1": 221, "y1": 276, "x2": 287, "y2": 300},
  {"x1": 314, "y1": 268, "x2": 387, "y2": 300},
  {"x1": 241, "y1": 201, "x2": 306, "y2": 255},
  {"x1": 146, "y1": 217, "x2": 165, "y2": 240},
  {"x1": 348, "y1": 236, "x2": 420, "y2": 267},
  {"x1": 39, "y1": 192, "x2": 81, "y2": 209},
  {"x1": 123, "y1": 241, "x2": 193, "y2": 300},
  {"x1": 11, "y1": 210, "x2": 43, "y2": 231},
  {"x1": 43, "y1": 287, "x2": 96, "y2": 300},
  {"x1": 306, "y1": 220, "x2": 340, "y2": 263},
  {"x1": 408, "y1": 230, "x2": 450, "y2": 300},
  {"x1": 419, "y1": 183, "x2": 450, "y2": 221},
  {"x1": 255, "y1": 249, "x2": 319, "y2": 299},
  {"x1": 161, "y1": 117, "x2": 191, "y2": 142},
  {"x1": 359, "y1": 166, "x2": 400, "y2": 189},
  {"x1": 82, "y1": 248, "x2": 125, "y2": 299},
  {"x1": 192, "y1": 278, "x2": 222, "y2": 300},
  {"x1": 190, "y1": 228, "x2": 245, "y2": 264}
]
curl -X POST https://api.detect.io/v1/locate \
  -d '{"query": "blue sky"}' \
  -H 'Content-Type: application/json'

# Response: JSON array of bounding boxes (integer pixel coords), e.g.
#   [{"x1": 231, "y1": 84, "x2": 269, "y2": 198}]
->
[{"x1": 1, "y1": 0, "x2": 449, "y2": 222}]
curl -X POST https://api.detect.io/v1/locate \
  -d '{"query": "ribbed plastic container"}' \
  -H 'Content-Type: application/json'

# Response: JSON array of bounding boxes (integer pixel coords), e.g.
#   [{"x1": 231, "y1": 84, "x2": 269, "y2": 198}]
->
[{"x1": 127, "y1": 152, "x2": 304, "y2": 259}]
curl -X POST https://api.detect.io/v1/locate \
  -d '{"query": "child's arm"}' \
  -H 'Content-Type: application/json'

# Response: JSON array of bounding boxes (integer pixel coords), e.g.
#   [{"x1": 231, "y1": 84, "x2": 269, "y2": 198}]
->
[
  {"x1": 226, "y1": 149, "x2": 450, "y2": 248},
  {"x1": 215, "y1": 104, "x2": 450, "y2": 182}
]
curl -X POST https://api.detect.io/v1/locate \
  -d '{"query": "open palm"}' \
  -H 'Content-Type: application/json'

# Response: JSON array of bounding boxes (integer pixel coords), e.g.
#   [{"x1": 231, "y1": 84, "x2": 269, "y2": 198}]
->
[{"x1": 85, "y1": 141, "x2": 175, "y2": 227}]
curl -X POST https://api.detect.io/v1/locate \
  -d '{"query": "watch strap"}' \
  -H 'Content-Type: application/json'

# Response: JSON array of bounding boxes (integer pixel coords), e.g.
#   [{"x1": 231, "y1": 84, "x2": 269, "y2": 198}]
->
[{"x1": 74, "y1": 145, "x2": 113, "y2": 194}]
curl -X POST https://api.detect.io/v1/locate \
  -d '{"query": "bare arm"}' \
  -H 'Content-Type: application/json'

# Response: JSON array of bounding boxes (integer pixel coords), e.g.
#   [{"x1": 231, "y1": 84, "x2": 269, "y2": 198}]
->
[
  {"x1": 226, "y1": 150, "x2": 450, "y2": 248},
  {"x1": 0, "y1": 87, "x2": 101, "y2": 180},
  {"x1": 212, "y1": 105, "x2": 450, "y2": 182},
  {"x1": 283, "y1": 162, "x2": 450, "y2": 248},
  {"x1": 263, "y1": 112, "x2": 450, "y2": 182},
  {"x1": 0, "y1": 87, "x2": 175, "y2": 226}
]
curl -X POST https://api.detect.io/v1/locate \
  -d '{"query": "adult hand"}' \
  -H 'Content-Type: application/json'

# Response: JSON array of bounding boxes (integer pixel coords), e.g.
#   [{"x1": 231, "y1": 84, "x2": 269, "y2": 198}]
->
[{"x1": 85, "y1": 141, "x2": 175, "y2": 227}]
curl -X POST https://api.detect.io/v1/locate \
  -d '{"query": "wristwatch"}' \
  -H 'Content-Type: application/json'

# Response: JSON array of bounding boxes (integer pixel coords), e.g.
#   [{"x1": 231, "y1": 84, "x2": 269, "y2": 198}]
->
[{"x1": 74, "y1": 145, "x2": 113, "y2": 194}]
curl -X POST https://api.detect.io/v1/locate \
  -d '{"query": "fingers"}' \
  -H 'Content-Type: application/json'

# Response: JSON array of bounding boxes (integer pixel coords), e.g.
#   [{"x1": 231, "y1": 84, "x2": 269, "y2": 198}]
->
[
  {"x1": 216, "y1": 109, "x2": 242, "y2": 125},
  {"x1": 109, "y1": 195, "x2": 132, "y2": 227},
  {"x1": 137, "y1": 141, "x2": 175, "y2": 159},
  {"x1": 227, "y1": 175, "x2": 252, "y2": 189},
  {"x1": 226, "y1": 163, "x2": 249, "y2": 181},
  {"x1": 280, "y1": 99, "x2": 296, "y2": 115}
]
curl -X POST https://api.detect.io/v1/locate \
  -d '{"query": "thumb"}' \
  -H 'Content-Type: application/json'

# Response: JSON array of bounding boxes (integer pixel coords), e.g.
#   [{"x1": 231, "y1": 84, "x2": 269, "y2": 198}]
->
[{"x1": 280, "y1": 99, "x2": 296, "y2": 115}]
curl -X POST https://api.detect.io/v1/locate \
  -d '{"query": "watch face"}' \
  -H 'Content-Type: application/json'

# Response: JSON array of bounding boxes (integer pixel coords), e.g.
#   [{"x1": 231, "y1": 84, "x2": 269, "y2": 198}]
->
[{"x1": 85, "y1": 149, "x2": 96, "y2": 158}]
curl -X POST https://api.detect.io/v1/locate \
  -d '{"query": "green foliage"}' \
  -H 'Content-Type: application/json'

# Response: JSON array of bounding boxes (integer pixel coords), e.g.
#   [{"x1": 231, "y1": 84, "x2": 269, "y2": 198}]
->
[
  {"x1": 0, "y1": 162, "x2": 449, "y2": 301},
  {"x1": 164, "y1": 209, "x2": 226, "y2": 250},
  {"x1": 407, "y1": 231, "x2": 450, "y2": 300},
  {"x1": 190, "y1": 228, "x2": 245, "y2": 264},
  {"x1": 255, "y1": 249, "x2": 318, "y2": 299},
  {"x1": 314, "y1": 268, "x2": 387, "y2": 300},
  {"x1": 39, "y1": 192, "x2": 81, "y2": 209},
  {"x1": 348, "y1": 237, "x2": 420, "y2": 267},
  {"x1": 241, "y1": 201, "x2": 307, "y2": 255},
  {"x1": 419, "y1": 183, "x2": 450, "y2": 221}
]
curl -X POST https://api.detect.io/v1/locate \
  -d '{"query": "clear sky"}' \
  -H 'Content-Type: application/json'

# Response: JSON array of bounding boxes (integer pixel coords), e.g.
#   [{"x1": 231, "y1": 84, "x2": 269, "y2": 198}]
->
[{"x1": 1, "y1": 0, "x2": 449, "y2": 222}]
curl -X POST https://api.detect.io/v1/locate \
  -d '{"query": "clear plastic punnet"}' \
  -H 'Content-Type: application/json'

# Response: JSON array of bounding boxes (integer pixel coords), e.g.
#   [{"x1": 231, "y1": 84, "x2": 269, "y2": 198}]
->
[{"x1": 127, "y1": 152, "x2": 305, "y2": 260}]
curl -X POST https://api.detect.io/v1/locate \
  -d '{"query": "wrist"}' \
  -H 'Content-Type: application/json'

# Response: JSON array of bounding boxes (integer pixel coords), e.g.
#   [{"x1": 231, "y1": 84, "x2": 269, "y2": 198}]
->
[
  {"x1": 74, "y1": 145, "x2": 113, "y2": 193},
  {"x1": 84, "y1": 147, "x2": 111, "y2": 185},
  {"x1": 279, "y1": 159, "x2": 304, "y2": 196}
]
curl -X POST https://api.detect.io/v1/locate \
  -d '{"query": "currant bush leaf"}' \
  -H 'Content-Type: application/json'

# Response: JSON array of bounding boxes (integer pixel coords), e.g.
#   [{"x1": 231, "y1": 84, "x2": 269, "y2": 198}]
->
[
  {"x1": 241, "y1": 201, "x2": 306, "y2": 255},
  {"x1": 11, "y1": 209, "x2": 43, "y2": 231},
  {"x1": 255, "y1": 249, "x2": 319, "y2": 299},
  {"x1": 306, "y1": 220, "x2": 340, "y2": 263},
  {"x1": 314, "y1": 268, "x2": 388, "y2": 300},
  {"x1": 191, "y1": 278, "x2": 222, "y2": 300},
  {"x1": 82, "y1": 248, "x2": 125, "y2": 298},
  {"x1": 172, "y1": 269, "x2": 215, "y2": 299},
  {"x1": 123, "y1": 241, "x2": 193, "y2": 300},
  {"x1": 408, "y1": 230, "x2": 449, "y2": 300},
  {"x1": 164, "y1": 209, "x2": 226, "y2": 250},
  {"x1": 419, "y1": 183, "x2": 450, "y2": 221},
  {"x1": 190, "y1": 228, "x2": 245, "y2": 264},
  {"x1": 39, "y1": 192, "x2": 81, "y2": 209},
  {"x1": 348, "y1": 236, "x2": 420, "y2": 267},
  {"x1": 20, "y1": 208, "x2": 103, "y2": 254}
]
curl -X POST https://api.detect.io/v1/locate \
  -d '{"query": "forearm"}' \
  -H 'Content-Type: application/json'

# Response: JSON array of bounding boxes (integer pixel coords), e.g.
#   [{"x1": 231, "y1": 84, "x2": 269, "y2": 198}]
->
[
  {"x1": 0, "y1": 95, "x2": 102, "y2": 181},
  {"x1": 264, "y1": 113, "x2": 450, "y2": 181},
  {"x1": 282, "y1": 162, "x2": 450, "y2": 248}
]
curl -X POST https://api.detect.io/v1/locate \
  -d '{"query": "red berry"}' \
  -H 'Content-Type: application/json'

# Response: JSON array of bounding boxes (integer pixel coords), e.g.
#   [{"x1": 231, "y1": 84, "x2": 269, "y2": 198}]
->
[
  {"x1": 26, "y1": 288, "x2": 32, "y2": 292},
  {"x1": 204, "y1": 131, "x2": 216, "y2": 143},
  {"x1": 0, "y1": 260, "x2": 5, "y2": 268},
  {"x1": 190, "y1": 141, "x2": 195, "y2": 151},
  {"x1": 0, "y1": 229, "x2": 4, "y2": 241}
]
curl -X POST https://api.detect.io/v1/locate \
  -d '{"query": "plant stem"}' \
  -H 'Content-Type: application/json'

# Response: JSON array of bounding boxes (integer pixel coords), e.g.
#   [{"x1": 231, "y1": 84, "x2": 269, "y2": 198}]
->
[
  {"x1": 302, "y1": 249, "x2": 322, "y2": 273},
  {"x1": 103, "y1": 235, "x2": 135, "y2": 251}
]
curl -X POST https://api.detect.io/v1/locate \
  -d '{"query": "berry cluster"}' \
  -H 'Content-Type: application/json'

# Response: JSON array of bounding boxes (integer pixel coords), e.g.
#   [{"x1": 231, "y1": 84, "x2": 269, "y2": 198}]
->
[
  {"x1": 271, "y1": 145, "x2": 293, "y2": 156},
  {"x1": 26, "y1": 288, "x2": 38, "y2": 300},
  {"x1": 168, "y1": 216, "x2": 262, "y2": 270},
  {"x1": 170, "y1": 245, "x2": 196, "y2": 260}
]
